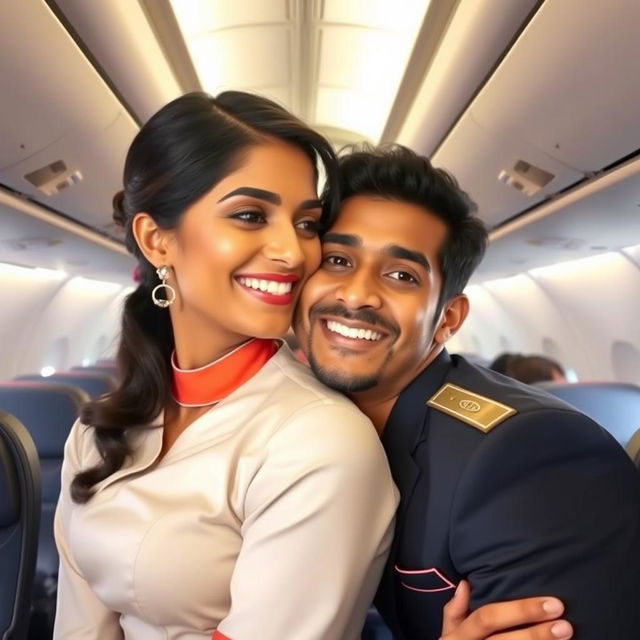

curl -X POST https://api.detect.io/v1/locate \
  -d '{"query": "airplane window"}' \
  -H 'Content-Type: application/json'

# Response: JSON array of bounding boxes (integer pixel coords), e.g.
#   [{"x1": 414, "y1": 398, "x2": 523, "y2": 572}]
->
[{"x1": 611, "y1": 340, "x2": 640, "y2": 385}]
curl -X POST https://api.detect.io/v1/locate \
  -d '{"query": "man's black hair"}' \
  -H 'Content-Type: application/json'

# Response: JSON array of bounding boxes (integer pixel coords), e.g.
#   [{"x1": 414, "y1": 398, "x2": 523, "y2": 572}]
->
[{"x1": 327, "y1": 144, "x2": 487, "y2": 315}]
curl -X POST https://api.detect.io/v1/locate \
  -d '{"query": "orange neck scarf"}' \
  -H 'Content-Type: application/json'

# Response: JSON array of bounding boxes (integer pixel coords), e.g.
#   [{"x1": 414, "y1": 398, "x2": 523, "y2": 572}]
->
[{"x1": 171, "y1": 339, "x2": 278, "y2": 407}]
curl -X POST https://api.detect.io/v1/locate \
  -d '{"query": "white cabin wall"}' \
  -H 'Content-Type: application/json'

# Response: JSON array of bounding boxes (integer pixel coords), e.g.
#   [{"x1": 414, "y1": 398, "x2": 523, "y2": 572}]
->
[
  {"x1": 0, "y1": 265, "x2": 128, "y2": 380},
  {"x1": 449, "y1": 247, "x2": 640, "y2": 384}
]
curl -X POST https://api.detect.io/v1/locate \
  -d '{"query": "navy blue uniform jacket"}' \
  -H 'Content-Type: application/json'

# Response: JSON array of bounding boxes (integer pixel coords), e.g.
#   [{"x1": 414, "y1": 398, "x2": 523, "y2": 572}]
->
[{"x1": 376, "y1": 351, "x2": 640, "y2": 639}]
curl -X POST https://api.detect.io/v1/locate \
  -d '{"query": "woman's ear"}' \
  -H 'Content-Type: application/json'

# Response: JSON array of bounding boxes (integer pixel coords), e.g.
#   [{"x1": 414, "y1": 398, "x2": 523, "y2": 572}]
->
[
  {"x1": 433, "y1": 294, "x2": 469, "y2": 345},
  {"x1": 132, "y1": 213, "x2": 174, "y2": 267}
]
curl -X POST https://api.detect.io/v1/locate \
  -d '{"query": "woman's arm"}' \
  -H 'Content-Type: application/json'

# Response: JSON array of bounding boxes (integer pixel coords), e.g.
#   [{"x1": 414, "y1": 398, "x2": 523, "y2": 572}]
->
[
  {"x1": 215, "y1": 402, "x2": 398, "y2": 640},
  {"x1": 53, "y1": 421, "x2": 123, "y2": 639}
]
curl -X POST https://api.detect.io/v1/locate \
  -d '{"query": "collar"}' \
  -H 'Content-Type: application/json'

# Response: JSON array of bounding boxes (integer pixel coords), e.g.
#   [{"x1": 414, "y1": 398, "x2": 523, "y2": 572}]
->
[
  {"x1": 381, "y1": 349, "x2": 452, "y2": 507},
  {"x1": 171, "y1": 338, "x2": 278, "y2": 407},
  {"x1": 382, "y1": 349, "x2": 452, "y2": 453}
]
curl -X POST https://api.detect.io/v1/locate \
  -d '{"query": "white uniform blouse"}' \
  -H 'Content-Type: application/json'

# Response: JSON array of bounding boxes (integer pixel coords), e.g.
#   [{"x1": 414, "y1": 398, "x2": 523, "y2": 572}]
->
[{"x1": 53, "y1": 346, "x2": 398, "y2": 639}]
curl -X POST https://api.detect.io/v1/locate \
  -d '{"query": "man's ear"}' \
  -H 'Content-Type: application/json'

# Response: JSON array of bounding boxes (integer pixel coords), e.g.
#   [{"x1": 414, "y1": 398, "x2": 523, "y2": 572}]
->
[
  {"x1": 131, "y1": 213, "x2": 174, "y2": 267},
  {"x1": 434, "y1": 294, "x2": 469, "y2": 345}
]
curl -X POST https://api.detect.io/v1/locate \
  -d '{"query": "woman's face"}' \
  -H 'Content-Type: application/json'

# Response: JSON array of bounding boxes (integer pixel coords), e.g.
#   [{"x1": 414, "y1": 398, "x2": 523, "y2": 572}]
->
[{"x1": 164, "y1": 140, "x2": 323, "y2": 346}]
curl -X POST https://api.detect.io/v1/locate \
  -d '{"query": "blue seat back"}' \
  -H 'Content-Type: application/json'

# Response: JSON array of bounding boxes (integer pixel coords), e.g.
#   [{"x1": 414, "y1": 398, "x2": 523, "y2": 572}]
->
[
  {"x1": 71, "y1": 363, "x2": 119, "y2": 379},
  {"x1": 0, "y1": 381, "x2": 88, "y2": 630},
  {"x1": 536, "y1": 382, "x2": 640, "y2": 447},
  {"x1": 16, "y1": 370, "x2": 116, "y2": 399},
  {"x1": 0, "y1": 382, "x2": 88, "y2": 502},
  {"x1": 0, "y1": 410, "x2": 41, "y2": 640}
]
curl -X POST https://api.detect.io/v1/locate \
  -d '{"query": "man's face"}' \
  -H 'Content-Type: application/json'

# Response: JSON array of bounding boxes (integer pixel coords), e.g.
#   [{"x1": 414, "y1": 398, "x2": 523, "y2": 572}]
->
[{"x1": 295, "y1": 195, "x2": 454, "y2": 397}]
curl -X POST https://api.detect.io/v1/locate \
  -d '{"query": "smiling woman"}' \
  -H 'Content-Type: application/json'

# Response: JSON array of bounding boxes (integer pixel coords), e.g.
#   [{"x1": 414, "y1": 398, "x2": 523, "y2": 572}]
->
[{"x1": 52, "y1": 92, "x2": 398, "y2": 640}]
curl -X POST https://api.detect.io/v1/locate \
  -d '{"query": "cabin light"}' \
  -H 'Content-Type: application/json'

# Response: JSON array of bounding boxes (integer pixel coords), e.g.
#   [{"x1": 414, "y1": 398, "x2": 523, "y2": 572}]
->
[
  {"x1": 82, "y1": 358, "x2": 92, "y2": 367},
  {"x1": 481, "y1": 274, "x2": 530, "y2": 292},
  {"x1": 169, "y1": 0, "x2": 429, "y2": 143},
  {"x1": 0, "y1": 262, "x2": 67, "y2": 279},
  {"x1": 40, "y1": 366, "x2": 56, "y2": 377},
  {"x1": 528, "y1": 251, "x2": 619, "y2": 279},
  {"x1": 69, "y1": 276, "x2": 122, "y2": 293}
]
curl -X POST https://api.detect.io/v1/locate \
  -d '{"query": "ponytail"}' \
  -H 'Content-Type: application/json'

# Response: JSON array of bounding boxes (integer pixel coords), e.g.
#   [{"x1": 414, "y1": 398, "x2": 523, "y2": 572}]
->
[{"x1": 70, "y1": 283, "x2": 173, "y2": 503}]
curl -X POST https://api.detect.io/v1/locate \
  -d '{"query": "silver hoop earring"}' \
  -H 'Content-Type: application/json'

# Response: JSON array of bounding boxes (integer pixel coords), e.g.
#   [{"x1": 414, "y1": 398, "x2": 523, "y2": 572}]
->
[{"x1": 151, "y1": 265, "x2": 176, "y2": 308}]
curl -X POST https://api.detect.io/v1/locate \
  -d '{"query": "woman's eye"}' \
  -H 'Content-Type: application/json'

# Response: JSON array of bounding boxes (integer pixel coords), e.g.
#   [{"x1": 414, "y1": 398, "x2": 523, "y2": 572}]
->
[
  {"x1": 296, "y1": 219, "x2": 321, "y2": 235},
  {"x1": 230, "y1": 210, "x2": 266, "y2": 225},
  {"x1": 388, "y1": 270, "x2": 418, "y2": 284},
  {"x1": 323, "y1": 255, "x2": 351, "y2": 268}
]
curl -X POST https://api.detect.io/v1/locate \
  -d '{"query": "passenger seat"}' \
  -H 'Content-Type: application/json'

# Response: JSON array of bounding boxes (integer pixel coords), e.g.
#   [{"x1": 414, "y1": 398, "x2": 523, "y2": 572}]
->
[
  {"x1": 0, "y1": 382, "x2": 88, "y2": 636},
  {"x1": 15, "y1": 369, "x2": 116, "y2": 399},
  {"x1": 0, "y1": 410, "x2": 40, "y2": 640},
  {"x1": 536, "y1": 381, "x2": 640, "y2": 449}
]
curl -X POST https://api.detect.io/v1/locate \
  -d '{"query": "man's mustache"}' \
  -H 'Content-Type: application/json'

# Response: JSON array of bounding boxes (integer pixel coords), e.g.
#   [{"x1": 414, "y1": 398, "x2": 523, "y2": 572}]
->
[{"x1": 308, "y1": 303, "x2": 399, "y2": 338}]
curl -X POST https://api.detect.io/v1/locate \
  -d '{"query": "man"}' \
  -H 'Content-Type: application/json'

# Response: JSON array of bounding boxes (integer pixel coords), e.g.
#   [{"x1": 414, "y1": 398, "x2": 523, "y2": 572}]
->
[{"x1": 294, "y1": 145, "x2": 640, "y2": 639}]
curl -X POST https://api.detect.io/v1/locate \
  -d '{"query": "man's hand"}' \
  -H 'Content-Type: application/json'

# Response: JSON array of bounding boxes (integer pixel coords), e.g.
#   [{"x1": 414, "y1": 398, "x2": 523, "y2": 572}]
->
[{"x1": 440, "y1": 581, "x2": 573, "y2": 640}]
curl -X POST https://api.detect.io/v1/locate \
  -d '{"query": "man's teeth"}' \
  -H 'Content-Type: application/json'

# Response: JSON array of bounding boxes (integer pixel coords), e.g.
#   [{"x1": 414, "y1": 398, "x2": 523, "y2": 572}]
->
[
  {"x1": 238, "y1": 277, "x2": 293, "y2": 295},
  {"x1": 326, "y1": 320, "x2": 383, "y2": 341}
]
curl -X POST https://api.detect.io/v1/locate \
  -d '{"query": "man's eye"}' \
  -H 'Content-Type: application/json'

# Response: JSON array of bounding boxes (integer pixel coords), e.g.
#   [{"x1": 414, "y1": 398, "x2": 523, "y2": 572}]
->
[
  {"x1": 388, "y1": 270, "x2": 418, "y2": 284},
  {"x1": 323, "y1": 255, "x2": 351, "y2": 268},
  {"x1": 230, "y1": 210, "x2": 266, "y2": 224}
]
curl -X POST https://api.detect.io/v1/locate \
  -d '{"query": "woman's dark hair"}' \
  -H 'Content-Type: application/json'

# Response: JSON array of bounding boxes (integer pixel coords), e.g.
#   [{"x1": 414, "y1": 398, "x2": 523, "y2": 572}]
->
[
  {"x1": 327, "y1": 144, "x2": 487, "y2": 316},
  {"x1": 72, "y1": 91, "x2": 339, "y2": 503}
]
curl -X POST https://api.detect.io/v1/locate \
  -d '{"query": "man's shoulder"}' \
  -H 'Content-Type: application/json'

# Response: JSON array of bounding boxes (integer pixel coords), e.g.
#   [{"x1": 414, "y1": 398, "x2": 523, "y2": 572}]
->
[
  {"x1": 447, "y1": 354, "x2": 578, "y2": 417},
  {"x1": 412, "y1": 353, "x2": 601, "y2": 443}
]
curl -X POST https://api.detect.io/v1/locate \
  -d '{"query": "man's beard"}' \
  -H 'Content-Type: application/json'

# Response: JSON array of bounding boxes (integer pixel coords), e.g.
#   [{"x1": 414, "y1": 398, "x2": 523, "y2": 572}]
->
[
  {"x1": 303, "y1": 302, "x2": 398, "y2": 393},
  {"x1": 307, "y1": 341, "x2": 393, "y2": 394},
  {"x1": 308, "y1": 352, "x2": 379, "y2": 393}
]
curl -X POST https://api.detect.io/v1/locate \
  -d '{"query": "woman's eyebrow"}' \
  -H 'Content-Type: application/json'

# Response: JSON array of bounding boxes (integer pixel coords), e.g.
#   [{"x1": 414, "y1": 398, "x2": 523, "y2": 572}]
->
[
  {"x1": 217, "y1": 188, "x2": 321, "y2": 211},
  {"x1": 217, "y1": 187, "x2": 280, "y2": 204},
  {"x1": 299, "y1": 199, "x2": 322, "y2": 210}
]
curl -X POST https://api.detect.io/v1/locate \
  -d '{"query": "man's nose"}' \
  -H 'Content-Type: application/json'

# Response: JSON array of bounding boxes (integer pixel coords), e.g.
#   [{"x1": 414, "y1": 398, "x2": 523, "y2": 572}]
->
[{"x1": 335, "y1": 270, "x2": 382, "y2": 310}]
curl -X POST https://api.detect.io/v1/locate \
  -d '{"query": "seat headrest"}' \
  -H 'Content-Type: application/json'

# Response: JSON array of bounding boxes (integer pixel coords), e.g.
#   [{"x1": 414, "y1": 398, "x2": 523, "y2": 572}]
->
[
  {"x1": 16, "y1": 371, "x2": 116, "y2": 399},
  {"x1": 0, "y1": 436, "x2": 19, "y2": 526},
  {"x1": 536, "y1": 382, "x2": 640, "y2": 447},
  {"x1": 0, "y1": 383, "x2": 88, "y2": 457}
]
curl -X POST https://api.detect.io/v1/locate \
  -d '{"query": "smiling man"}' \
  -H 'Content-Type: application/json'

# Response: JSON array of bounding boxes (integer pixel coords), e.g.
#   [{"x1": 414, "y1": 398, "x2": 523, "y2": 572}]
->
[{"x1": 294, "y1": 145, "x2": 640, "y2": 640}]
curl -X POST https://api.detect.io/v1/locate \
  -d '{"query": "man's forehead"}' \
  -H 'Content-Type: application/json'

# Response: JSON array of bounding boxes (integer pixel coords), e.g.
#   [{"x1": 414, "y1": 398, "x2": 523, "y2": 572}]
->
[{"x1": 326, "y1": 196, "x2": 447, "y2": 255}]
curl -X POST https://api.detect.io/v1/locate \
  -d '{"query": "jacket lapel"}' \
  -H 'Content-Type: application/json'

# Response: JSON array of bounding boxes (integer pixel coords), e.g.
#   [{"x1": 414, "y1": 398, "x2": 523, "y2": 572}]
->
[{"x1": 377, "y1": 351, "x2": 452, "y2": 636}]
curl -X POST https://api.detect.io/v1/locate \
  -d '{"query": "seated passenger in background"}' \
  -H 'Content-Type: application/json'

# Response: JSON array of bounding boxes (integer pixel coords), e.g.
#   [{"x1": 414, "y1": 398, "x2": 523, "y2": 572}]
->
[
  {"x1": 295, "y1": 144, "x2": 640, "y2": 640},
  {"x1": 488, "y1": 352, "x2": 518, "y2": 375},
  {"x1": 509, "y1": 355, "x2": 566, "y2": 384},
  {"x1": 490, "y1": 353, "x2": 566, "y2": 384}
]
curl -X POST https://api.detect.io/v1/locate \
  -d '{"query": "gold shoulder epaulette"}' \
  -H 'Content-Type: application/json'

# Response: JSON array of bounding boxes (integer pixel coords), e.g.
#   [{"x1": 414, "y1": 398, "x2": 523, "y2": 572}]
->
[{"x1": 427, "y1": 383, "x2": 517, "y2": 433}]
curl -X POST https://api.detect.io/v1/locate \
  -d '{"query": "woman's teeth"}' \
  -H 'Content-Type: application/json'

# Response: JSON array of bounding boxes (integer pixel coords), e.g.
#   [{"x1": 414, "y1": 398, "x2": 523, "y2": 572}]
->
[
  {"x1": 238, "y1": 277, "x2": 293, "y2": 296},
  {"x1": 326, "y1": 320, "x2": 383, "y2": 341}
]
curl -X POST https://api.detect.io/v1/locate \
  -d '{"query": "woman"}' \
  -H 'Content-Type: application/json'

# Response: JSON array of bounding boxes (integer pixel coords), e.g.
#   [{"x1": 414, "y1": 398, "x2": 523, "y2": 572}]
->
[{"x1": 53, "y1": 92, "x2": 570, "y2": 640}]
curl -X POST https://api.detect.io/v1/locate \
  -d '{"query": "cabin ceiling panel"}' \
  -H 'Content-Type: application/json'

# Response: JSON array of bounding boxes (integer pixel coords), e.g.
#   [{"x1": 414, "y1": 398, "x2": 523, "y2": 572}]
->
[
  {"x1": 475, "y1": 161, "x2": 640, "y2": 281},
  {"x1": 0, "y1": 202, "x2": 134, "y2": 282},
  {"x1": 0, "y1": 0, "x2": 137, "y2": 239},
  {"x1": 169, "y1": 0, "x2": 430, "y2": 144},
  {"x1": 1, "y1": 111, "x2": 136, "y2": 235},
  {"x1": 185, "y1": 25, "x2": 293, "y2": 95},
  {"x1": 170, "y1": 0, "x2": 289, "y2": 34},
  {"x1": 433, "y1": 114, "x2": 583, "y2": 228},
  {"x1": 0, "y1": 0, "x2": 119, "y2": 170},
  {"x1": 470, "y1": 0, "x2": 640, "y2": 173},
  {"x1": 322, "y1": 0, "x2": 426, "y2": 30}
]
